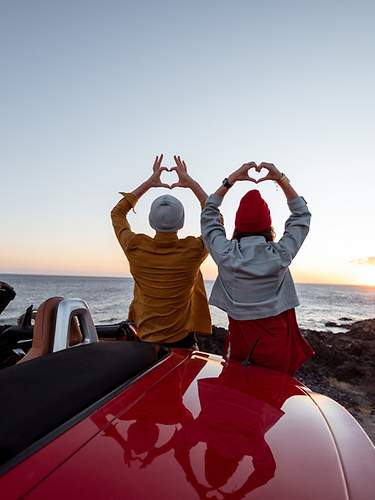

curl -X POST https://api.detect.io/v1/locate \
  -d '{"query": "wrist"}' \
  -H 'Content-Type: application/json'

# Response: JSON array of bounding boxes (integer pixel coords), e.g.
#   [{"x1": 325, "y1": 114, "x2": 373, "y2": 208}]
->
[
  {"x1": 276, "y1": 173, "x2": 290, "y2": 187},
  {"x1": 227, "y1": 175, "x2": 236, "y2": 186},
  {"x1": 146, "y1": 175, "x2": 156, "y2": 187},
  {"x1": 187, "y1": 176, "x2": 196, "y2": 188}
]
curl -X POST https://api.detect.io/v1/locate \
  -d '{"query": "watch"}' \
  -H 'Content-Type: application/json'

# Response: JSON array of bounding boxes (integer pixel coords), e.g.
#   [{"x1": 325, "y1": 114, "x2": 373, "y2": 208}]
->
[{"x1": 222, "y1": 178, "x2": 233, "y2": 189}]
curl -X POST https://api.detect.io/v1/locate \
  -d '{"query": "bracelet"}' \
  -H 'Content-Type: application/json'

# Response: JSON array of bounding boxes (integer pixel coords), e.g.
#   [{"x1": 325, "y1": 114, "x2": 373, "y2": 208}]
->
[{"x1": 277, "y1": 173, "x2": 290, "y2": 186}]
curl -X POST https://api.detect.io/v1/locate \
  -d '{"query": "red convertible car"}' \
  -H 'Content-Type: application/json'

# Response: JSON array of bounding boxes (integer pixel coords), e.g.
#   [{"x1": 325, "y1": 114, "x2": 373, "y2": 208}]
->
[{"x1": 0, "y1": 295, "x2": 374, "y2": 499}]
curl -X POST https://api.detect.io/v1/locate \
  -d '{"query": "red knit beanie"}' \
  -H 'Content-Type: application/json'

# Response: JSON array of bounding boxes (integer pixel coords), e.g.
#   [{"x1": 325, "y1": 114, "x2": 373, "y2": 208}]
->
[{"x1": 234, "y1": 190, "x2": 272, "y2": 233}]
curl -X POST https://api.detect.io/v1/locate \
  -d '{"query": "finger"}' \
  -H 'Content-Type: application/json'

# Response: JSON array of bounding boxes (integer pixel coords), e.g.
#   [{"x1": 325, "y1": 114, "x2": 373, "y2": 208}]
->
[
  {"x1": 159, "y1": 183, "x2": 171, "y2": 189},
  {"x1": 158, "y1": 153, "x2": 164, "y2": 167},
  {"x1": 258, "y1": 162, "x2": 273, "y2": 172},
  {"x1": 170, "y1": 182, "x2": 181, "y2": 189},
  {"x1": 258, "y1": 162, "x2": 273, "y2": 171},
  {"x1": 182, "y1": 160, "x2": 187, "y2": 171},
  {"x1": 173, "y1": 155, "x2": 181, "y2": 168},
  {"x1": 158, "y1": 166, "x2": 169, "y2": 172},
  {"x1": 247, "y1": 162, "x2": 257, "y2": 169},
  {"x1": 170, "y1": 163, "x2": 182, "y2": 180},
  {"x1": 256, "y1": 175, "x2": 271, "y2": 183},
  {"x1": 247, "y1": 176, "x2": 257, "y2": 182}
]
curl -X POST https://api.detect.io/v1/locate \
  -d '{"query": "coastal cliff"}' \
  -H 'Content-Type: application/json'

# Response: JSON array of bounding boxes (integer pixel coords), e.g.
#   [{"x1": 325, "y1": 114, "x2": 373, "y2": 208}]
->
[{"x1": 197, "y1": 318, "x2": 375, "y2": 443}]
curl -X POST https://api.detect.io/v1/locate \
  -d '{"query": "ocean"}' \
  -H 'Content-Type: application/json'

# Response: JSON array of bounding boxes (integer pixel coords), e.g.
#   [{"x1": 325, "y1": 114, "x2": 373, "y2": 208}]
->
[{"x1": 0, "y1": 274, "x2": 374, "y2": 332}]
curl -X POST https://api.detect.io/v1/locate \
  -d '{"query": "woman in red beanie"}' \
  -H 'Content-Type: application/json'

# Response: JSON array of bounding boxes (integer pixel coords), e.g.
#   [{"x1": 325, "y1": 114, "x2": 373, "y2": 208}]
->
[{"x1": 201, "y1": 162, "x2": 314, "y2": 375}]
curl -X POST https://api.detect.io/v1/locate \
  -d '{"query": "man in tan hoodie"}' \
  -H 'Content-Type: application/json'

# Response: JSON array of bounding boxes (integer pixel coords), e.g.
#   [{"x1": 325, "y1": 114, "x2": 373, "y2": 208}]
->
[{"x1": 111, "y1": 155, "x2": 211, "y2": 347}]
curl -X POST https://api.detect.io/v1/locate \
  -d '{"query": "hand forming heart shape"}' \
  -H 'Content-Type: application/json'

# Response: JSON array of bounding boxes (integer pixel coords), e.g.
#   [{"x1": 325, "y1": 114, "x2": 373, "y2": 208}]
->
[
  {"x1": 150, "y1": 155, "x2": 174, "y2": 189},
  {"x1": 151, "y1": 155, "x2": 282, "y2": 189},
  {"x1": 152, "y1": 155, "x2": 193, "y2": 189},
  {"x1": 234, "y1": 162, "x2": 282, "y2": 184},
  {"x1": 255, "y1": 162, "x2": 282, "y2": 183},
  {"x1": 150, "y1": 155, "x2": 192, "y2": 189},
  {"x1": 249, "y1": 165, "x2": 270, "y2": 183},
  {"x1": 160, "y1": 168, "x2": 179, "y2": 187}
]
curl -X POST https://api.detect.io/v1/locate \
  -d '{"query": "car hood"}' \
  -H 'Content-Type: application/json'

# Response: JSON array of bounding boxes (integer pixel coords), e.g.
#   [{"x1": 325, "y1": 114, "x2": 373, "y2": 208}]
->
[{"x1": 13, "y1": 351, "x2": 375, "y2": 499}]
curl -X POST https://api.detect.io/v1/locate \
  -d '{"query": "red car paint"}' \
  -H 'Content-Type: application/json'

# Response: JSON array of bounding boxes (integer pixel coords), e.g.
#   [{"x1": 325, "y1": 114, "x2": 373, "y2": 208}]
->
[{"x1": 1, "y1": 350, "x2": 374, "y2": 499}]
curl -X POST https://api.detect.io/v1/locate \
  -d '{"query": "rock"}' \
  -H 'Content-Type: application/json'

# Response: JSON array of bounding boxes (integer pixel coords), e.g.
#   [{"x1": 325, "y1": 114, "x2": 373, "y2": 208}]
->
[
  {"x1": 324, "y1": 321, "x2": 350, "y2": 329},
  {"x1": 300, "y1": 319, "x2": 375, "y2": 443},
  {"x1": 196, "y1": 325, "x2": 227, "y2": 355},
  {"x1": 335, "y1": 361, "x2": 364, "y2": 382},
  {"x1": 348, "y1": 319, "x2": 375, "y2": 339}
]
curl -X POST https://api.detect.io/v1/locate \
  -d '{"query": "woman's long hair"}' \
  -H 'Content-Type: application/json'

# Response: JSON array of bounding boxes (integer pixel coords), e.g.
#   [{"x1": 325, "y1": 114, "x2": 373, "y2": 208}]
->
[{"x1": 231, "y1": 227, "x2": 276, "y2": 242}]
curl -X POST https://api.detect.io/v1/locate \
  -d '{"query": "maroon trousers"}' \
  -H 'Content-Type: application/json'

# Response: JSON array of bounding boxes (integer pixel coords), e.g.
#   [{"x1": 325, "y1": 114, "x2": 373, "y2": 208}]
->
[{"x1": 226, "y1": 309, "x2": 314, "y2": 376}]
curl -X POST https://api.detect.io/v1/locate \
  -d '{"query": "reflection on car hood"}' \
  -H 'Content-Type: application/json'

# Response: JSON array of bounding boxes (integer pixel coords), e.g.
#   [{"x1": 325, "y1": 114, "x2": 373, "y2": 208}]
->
[{"x1": 6, "y1": 350, "x2": 375, "y2": 499}]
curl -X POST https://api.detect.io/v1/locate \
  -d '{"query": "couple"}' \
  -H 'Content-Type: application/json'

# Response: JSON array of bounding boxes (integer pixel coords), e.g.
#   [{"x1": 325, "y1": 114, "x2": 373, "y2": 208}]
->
[{"x1": 111, "y1": 155, "x2": 314, "y2": 375}]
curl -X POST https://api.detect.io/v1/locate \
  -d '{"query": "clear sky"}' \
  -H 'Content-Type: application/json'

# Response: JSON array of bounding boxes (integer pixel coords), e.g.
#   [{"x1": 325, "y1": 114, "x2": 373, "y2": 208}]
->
[{"x1": 1, "y1": 1, "x2": 374, "y2": 285}]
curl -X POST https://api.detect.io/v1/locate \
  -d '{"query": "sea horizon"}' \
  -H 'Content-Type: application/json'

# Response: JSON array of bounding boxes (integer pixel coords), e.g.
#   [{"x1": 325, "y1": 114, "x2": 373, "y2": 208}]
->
[
  {"x1": 1, "y1": 271, "x2": 374, "y2": 290},
  {"x1": 1, "y1": 273, "x2": 374, "y2": 332}
]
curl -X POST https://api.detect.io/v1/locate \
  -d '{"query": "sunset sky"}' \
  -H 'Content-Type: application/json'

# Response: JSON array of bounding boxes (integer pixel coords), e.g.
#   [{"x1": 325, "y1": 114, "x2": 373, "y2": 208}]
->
[{"x1": 1, "y1": 1, "x2": 374, "y2": 286}]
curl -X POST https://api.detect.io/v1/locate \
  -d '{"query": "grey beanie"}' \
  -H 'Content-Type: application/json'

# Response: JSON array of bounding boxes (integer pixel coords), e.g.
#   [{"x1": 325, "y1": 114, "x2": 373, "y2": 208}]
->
[{"x1": 149, "y1": 195, "x2": 185, "y2": 232}]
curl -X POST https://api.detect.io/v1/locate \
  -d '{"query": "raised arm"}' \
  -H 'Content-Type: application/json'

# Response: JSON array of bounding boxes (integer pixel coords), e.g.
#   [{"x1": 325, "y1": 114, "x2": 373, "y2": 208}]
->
[
  {"x1": 256, "y1": 162, "x2": 311, "y2": 264},
  {"x1": 201, "y1": 162, "x2": 258, "y2": 263},
  {"x1": 201, "y1": 160, "x2": 310, "y2": 265},
  {"x1": 170, "y1": 155, "x2": 207, "y2": 208},
  {"x1": 111, "y1": 155, "x2": 169, "y2": 250}
]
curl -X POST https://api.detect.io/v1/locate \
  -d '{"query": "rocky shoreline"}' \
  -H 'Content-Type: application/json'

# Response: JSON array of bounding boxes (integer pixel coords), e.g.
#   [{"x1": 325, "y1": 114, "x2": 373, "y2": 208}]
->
[{"x1": 197, "y1": 318, "x2": 375, "y2": 443}]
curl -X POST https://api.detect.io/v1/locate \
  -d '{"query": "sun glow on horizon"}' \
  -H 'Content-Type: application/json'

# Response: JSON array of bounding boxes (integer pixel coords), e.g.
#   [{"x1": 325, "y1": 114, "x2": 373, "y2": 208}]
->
[
  {"x1": 3, "y1": 261, "x2": 374, "y2": 288},
  {"x1": 201, "y1": 260, "x2": 375, "y2": 288},
  {"x1": 1, "y1": 244, "x2": 374, "y2": 288}
]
